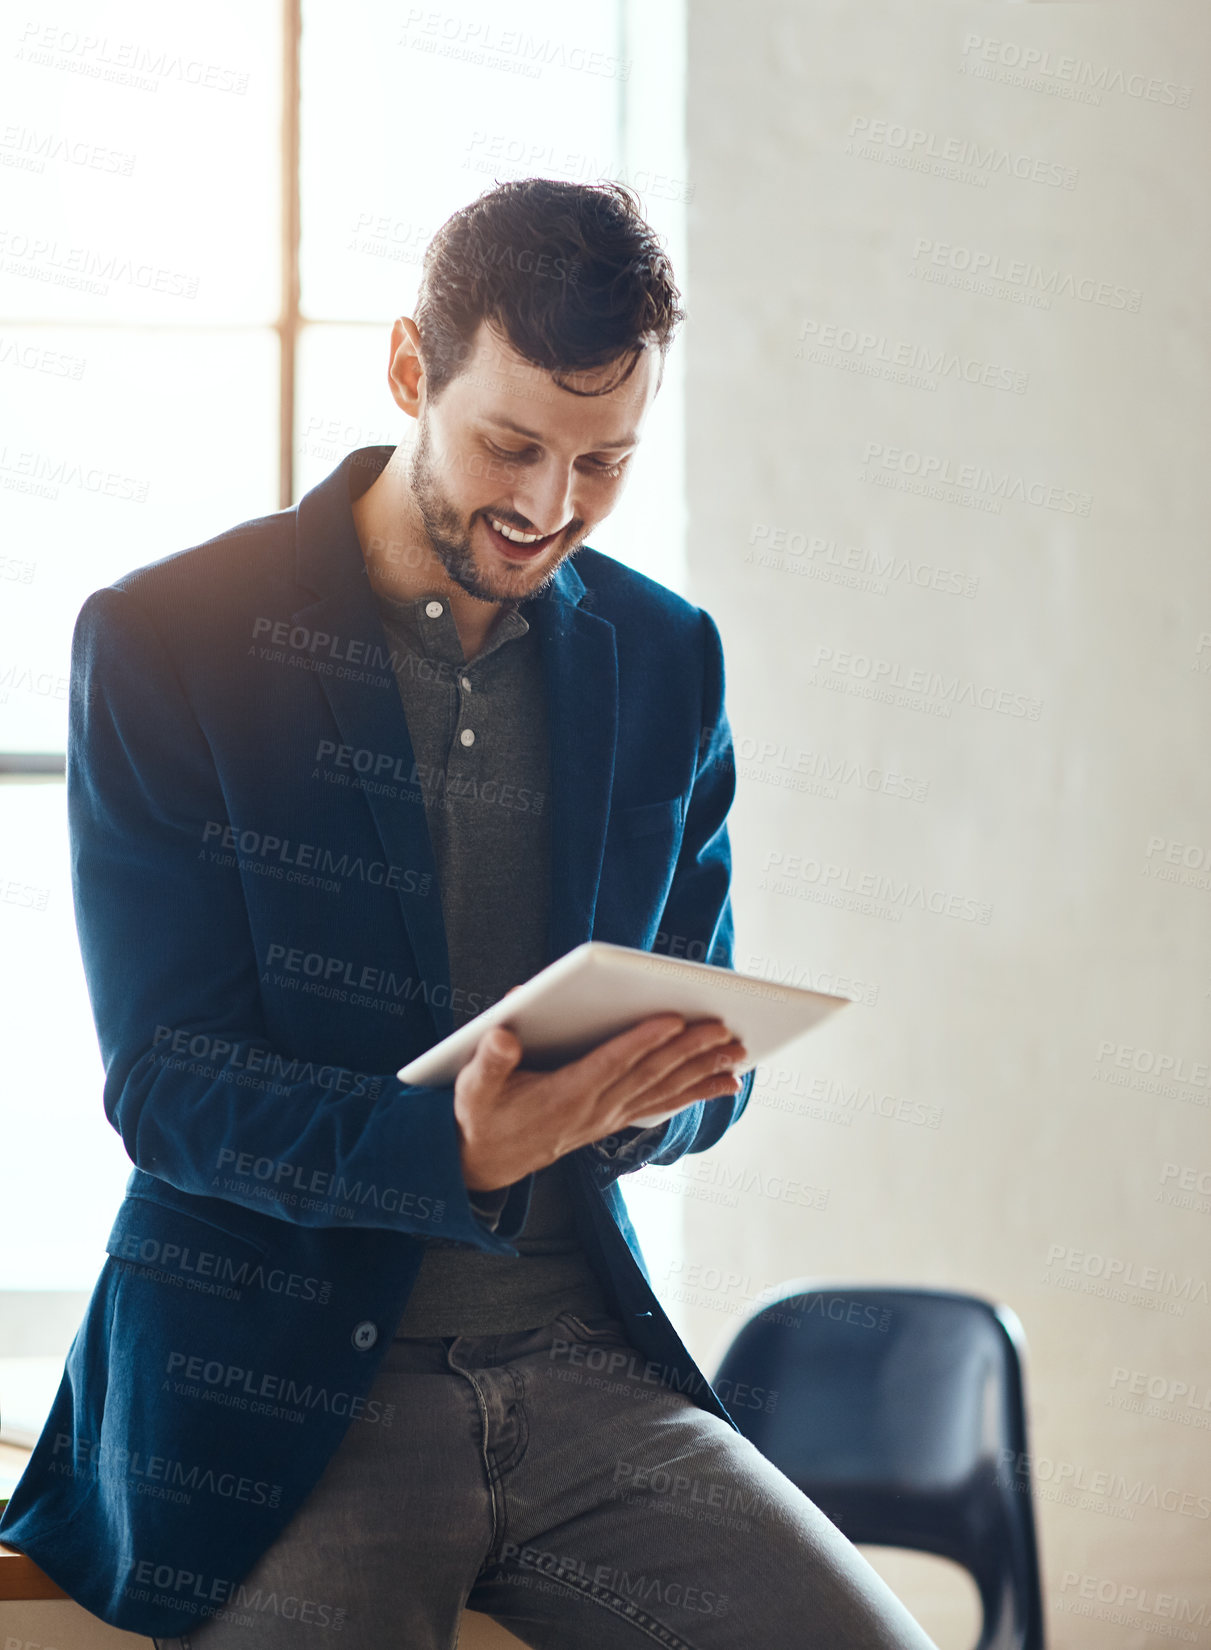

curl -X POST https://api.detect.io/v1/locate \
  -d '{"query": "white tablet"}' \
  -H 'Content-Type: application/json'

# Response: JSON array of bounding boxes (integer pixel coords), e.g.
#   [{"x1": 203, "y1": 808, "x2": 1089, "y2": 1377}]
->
[{"x1": 397, "y1": 942, "x2": 849, "y2": 1121}]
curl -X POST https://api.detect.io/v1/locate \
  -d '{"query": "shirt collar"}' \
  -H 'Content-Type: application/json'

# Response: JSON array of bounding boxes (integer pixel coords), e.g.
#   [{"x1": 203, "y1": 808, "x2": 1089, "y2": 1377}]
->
[{"x1": 371, "y1": 581, "x2": 531, "y2": 667}]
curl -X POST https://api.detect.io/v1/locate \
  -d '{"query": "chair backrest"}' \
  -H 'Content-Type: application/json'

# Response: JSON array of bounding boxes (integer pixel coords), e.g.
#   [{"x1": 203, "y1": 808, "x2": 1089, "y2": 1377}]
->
[{"x1": 712, "y1": 1286, "x2": 1045, "y2": 1650}]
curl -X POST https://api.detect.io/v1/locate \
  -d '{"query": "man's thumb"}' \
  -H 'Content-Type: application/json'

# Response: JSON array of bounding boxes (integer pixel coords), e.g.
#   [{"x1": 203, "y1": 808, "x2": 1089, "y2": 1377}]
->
[{"x1": 480, "y1": 1027, "x2": 521, "y2": 1065}]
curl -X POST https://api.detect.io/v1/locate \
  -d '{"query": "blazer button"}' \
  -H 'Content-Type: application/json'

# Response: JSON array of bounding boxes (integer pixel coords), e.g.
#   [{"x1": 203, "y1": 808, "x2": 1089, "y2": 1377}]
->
[{"x1": 352, "y1": 1320, "x2": 378, "y2": 1350}]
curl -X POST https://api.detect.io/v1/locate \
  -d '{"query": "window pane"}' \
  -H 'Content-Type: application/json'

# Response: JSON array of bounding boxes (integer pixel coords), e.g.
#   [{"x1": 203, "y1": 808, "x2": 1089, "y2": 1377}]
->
[
  {"x1": 294, "y1": 323, "x2": 401, "y2": 500},
  {"x1": 0, "y1": 780, "x2": 129, "y2": 1288},
  {"x1": 300, "y1": 0, "x2": 622, "y2": 322},
  {"x1": 0, "y1": 325, "x2": 278, "y2": 752},
  {"x1": 0, "y1": 0, "x2": 281, "y2": 323}
]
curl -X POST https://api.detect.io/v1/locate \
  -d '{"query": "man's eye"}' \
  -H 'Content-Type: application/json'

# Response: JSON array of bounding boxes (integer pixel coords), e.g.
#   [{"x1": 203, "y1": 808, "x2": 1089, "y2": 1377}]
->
[{"x1": 484, "y1": 441, "x2": 626, "y2": 477}]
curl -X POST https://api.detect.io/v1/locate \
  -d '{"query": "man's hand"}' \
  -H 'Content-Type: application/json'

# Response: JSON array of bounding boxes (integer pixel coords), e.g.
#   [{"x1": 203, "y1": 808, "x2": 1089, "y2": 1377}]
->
[{"x1": 451, "y1": 1015, "x2": 747, "y2": 1192}]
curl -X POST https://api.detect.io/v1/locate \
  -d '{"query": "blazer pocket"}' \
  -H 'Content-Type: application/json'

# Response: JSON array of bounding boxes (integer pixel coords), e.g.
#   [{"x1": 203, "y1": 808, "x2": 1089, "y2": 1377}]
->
[
  {"x1": 105, "y1": 1193, "x2": 270, "y2": 1278},
  {"x1": 611, "y1": 796, "x2": 685, "y2": 840}
]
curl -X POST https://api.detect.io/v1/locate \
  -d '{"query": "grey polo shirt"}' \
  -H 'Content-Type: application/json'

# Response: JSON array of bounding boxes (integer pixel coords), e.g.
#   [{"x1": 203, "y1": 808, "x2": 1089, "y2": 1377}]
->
[{"x1": 370, "y1": 579, "x2": 612, "y2": 1337}]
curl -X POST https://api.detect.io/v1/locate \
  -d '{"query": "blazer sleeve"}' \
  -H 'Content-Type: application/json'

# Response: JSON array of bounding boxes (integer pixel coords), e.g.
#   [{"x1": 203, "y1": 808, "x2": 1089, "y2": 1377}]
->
[
  {"x1": 67, "y1": 584, "x2": 526, "y2": 1251},
  {"x1": 589, "y1": 606, "x2": 754, "y2": 1182}
]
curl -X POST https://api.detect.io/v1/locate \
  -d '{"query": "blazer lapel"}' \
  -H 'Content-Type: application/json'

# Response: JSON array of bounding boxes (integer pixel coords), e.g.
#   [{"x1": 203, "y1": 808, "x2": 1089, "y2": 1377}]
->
[
  {"x1": 292, "y1": 453, "x2": 452, "y2": 1041},
  {"x1": 290, "y1": 449, "x2": 621, "y2": 1047},
  {"x1": 293, "y1": 578, "x2": 454, "y2": 1039}
]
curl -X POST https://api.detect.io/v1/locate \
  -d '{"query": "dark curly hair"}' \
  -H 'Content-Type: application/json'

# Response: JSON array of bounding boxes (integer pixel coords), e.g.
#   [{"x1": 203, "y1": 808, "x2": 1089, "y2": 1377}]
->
[{"x1": 412, "y1": 177, "x2": 685, "y2": 400}]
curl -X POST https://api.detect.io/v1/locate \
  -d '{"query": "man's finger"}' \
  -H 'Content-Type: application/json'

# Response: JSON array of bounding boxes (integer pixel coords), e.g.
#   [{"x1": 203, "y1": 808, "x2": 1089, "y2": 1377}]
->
[
  {"x1": 625, "y1": 1072, "x2": 741, "y2": 1125},
  {"x1": 573, "y1": 1013, "x2": 687, "y2": 1083},
  {"x1": 614, "y1": 1021, "x2": 734, "y2": 1103},
  {"x1": 621, "y1": 1038, "x2": 745, "y2": 1112}
]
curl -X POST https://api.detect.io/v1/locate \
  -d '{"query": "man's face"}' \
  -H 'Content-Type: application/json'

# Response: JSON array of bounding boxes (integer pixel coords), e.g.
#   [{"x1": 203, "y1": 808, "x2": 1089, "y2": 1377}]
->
[{"x1": 404, "y1": 318, "x2": 660, "y2": 604}]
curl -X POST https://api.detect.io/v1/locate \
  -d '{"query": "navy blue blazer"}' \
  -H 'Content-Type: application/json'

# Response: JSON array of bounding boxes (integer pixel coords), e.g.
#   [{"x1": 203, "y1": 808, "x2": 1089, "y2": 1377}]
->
[{"x1": 0, "y1": 447, "x2": 754, "y2": 1638}]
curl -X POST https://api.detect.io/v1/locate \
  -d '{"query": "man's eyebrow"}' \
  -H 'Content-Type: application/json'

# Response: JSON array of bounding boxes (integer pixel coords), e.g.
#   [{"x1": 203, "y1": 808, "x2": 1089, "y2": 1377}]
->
[{"x1": 482, "y1": 415, "x2": 638, "y2": 449}]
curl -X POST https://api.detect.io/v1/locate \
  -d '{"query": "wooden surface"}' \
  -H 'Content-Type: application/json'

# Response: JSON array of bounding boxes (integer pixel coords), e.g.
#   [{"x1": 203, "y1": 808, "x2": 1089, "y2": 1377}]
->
[
  {"x1": 0, "y1": 1540, "x2": 527, "y2": 1645},
  {"x1": 0, "y1": 1541, "x2": 67, "y2": 1600}
]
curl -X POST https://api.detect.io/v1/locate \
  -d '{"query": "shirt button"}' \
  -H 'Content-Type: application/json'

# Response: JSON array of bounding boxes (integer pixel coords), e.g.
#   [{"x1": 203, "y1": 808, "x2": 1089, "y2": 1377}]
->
[
  {"x1": 460, "y1": 676, "x2": 472, "y2": 691},
  {"x1": 459, "y1": 728, "x2": 476, "y2": 747},
  {"x1": 425, "y1": 600, "x2": 443, "y2": 618},
  {"x1": 352, "y1": 1320, "x2": 378, "y2": 1351}
]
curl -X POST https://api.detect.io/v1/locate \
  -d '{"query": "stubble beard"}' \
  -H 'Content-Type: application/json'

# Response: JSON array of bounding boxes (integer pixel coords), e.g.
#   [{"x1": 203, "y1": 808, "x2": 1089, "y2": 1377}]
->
[{"x1": 406, "y1": 412, "x2": 584, "y2": 606}]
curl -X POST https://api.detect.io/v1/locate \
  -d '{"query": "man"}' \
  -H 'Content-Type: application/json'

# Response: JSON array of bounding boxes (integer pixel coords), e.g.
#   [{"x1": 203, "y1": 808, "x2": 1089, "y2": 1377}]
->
[{"x1": 0, "y1": 180, "x2": 937, "y2": 1648}]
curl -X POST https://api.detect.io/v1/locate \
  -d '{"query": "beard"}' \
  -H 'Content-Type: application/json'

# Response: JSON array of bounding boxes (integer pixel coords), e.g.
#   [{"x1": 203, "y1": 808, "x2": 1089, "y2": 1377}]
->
[{"x1": 406, "y1": 411, "x2": 584, "y2": 605}]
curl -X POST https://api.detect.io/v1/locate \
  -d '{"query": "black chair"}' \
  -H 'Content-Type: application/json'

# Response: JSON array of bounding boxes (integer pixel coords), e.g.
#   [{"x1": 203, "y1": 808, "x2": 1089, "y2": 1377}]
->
[{"x1": 712, "y1": 1286, "x2": 1045, "y2": 1650}]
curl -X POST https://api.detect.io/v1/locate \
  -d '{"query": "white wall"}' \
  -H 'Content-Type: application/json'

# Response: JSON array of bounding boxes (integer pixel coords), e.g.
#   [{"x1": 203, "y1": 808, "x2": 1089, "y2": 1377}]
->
[{"x1": 665, "y1": 3, "x2": 1211, "y2": 1643}]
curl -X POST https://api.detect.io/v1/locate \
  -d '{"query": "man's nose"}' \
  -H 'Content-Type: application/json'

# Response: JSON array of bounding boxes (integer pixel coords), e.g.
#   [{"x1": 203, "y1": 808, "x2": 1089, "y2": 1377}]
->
[{"x1": 511, "y1": 463, "x2": 575, "y2": 536}]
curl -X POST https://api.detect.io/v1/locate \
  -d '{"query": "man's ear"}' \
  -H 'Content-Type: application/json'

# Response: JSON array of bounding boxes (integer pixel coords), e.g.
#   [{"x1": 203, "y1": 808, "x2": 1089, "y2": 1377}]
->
[{"x1": 388, "y1": 316, "x2": 425, "y2": 419}]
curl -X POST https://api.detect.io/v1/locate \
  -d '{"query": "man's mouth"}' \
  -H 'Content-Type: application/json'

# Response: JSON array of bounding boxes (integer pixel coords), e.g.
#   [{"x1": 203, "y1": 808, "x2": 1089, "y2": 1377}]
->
[{"x1": 480, "y1": 513, "x2": 561, "y2": 560}]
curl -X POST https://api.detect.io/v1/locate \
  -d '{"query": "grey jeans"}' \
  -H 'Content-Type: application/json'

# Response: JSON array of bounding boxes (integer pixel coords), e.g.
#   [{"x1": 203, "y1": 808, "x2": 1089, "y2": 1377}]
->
[{"x1": 154, "y1": 1311, "x2": 938, "y2": 1649}]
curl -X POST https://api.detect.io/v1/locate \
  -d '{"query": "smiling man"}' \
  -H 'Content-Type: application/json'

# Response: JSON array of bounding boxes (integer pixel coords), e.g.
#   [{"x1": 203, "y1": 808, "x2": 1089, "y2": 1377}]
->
[
  {"x1": 358, "y1": 324, "x2": 643, "y2": 616},
  {"x1": 0, "y1": 179, "x2": 937, "y2": 1650},
  {"x1": 353, "y1": 254, "x2": 659, "y2": 654}
]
